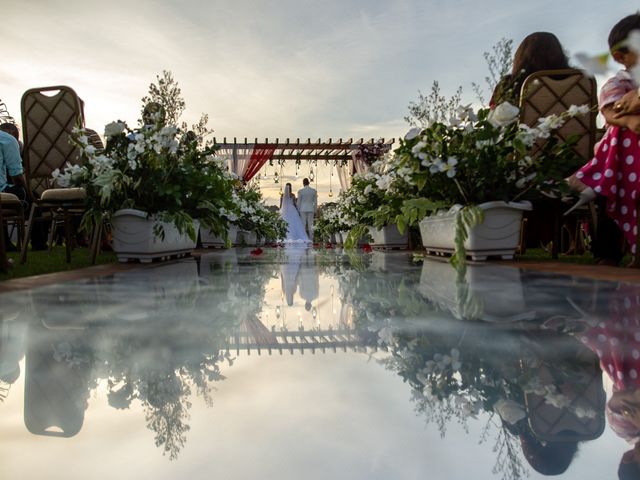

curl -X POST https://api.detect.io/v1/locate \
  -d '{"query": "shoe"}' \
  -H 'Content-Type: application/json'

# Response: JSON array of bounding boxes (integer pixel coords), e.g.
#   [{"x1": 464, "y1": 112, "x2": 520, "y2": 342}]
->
[{"x1": 564, "y1": 187, "x2": 596, "y2": 216}]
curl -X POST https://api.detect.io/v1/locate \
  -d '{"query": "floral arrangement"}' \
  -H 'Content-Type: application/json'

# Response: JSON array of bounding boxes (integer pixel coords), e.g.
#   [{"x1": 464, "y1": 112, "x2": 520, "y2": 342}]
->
[
  {"x1": 350, "y1": 140, "x2": 392, "y2": 165},
  {"x1": 55, "y1": 117, "x2": 236, "y2": 241},
  {"x1": 396, "y1": 102, "x2": 590, "y2": 207},
  {"x1": 335, "y1": 159, "x2": 419, "y2": 247},
  {"x1": 232, "y1": 185, "x2": 287, "y2": 242},
  {"x1": 356, "y1": 102, "x2": 590, "y2": 267},
  {"x1": 313, "y1": 202, "x2": 348, "y2": 243}
]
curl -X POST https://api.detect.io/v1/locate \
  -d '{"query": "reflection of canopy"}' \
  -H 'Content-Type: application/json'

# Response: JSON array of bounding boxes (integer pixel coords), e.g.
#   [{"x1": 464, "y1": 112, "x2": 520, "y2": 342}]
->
[{"x1": 214, "y1": 137, "x2": 395, "y2": 187}]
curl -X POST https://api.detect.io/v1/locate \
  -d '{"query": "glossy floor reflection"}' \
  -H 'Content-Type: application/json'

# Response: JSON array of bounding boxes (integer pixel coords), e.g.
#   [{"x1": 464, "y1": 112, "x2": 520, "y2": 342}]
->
[{"x1": 0, "y1": 248, "x2": 637, "y2": 479}]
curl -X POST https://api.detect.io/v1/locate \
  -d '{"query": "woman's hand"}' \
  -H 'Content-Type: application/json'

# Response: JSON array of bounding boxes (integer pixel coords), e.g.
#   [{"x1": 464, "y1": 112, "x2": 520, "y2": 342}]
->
[{"x1": 613, "y1": 90, "x2": 640, "y2": 117}]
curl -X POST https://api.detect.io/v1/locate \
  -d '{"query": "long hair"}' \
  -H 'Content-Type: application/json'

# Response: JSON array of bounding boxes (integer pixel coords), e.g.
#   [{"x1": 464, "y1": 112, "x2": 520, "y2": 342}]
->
[{"x1": 512, "y1": 32, "x2": 569, "y2": 79}]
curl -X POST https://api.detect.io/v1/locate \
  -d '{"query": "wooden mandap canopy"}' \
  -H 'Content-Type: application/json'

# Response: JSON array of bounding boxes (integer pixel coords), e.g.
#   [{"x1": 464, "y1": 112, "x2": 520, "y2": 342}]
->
[{"x1": 213, "y1": 137, "x2": 395, "y2": 182}]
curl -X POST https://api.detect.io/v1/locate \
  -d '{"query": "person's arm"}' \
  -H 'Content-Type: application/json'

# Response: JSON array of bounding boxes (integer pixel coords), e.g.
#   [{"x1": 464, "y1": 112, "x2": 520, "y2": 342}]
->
[
  {"x1": 3, "y1": 135, "x2": 26, "y2": 188},
  {"x1": 10, "y1": 173, "x2": 26, "y2": 188},
  {"x1": 613, "y1": 88, "x2": 640, "y2": 117},
  {"x1": 602, "y1": 104, "x2": 640, "y2": 133}
]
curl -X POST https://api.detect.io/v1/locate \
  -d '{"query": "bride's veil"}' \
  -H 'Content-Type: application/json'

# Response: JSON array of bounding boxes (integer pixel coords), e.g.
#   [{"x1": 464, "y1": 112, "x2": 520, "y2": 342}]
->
[{"x1": 281, "y1": 184, "x2": 293, "y2": 211}]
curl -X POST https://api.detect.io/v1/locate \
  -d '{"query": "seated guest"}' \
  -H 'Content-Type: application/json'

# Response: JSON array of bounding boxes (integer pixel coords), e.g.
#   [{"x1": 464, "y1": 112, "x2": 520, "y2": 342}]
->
[
  {"x1": 0, "y1": 123, "x2": 22, "y2": 154},
  {"x1": 490, "y1": 32, "x2": 570, "y2": 108},
  {"x1": 0, "y1": 128, "x2": 46, "y2": 251}
]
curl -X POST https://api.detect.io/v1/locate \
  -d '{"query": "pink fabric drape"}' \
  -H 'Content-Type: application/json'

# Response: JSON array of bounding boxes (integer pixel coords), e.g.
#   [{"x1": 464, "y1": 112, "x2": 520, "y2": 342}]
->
[
  {"x1": 350, "y1": 147, "x2": 370, "y2": 174},
  {"x1": 243, "y1": 145, "x2": 276, "y2": 182}
]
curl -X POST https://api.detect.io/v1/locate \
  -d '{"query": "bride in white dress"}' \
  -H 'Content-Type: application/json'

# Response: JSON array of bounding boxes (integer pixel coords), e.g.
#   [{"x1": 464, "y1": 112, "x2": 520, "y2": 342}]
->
[{"x1": 280, "y1": 183, "x2": 312, "y2": 244}]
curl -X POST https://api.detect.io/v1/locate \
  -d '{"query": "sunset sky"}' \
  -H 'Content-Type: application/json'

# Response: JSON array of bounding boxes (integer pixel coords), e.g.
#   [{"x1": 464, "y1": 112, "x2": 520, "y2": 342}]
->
[{"x1": 3, "y1": 0, "x2": 638, "y2": 201}]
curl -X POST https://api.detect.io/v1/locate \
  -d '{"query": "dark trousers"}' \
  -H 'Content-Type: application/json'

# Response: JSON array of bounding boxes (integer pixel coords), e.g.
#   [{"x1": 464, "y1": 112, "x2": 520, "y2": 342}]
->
[
  {"x1": 2, "y1": 185, "x2": 47, "y2": 250},
  {"x1": 591, "y1": 197, "x2": 623, "y2": 263}
]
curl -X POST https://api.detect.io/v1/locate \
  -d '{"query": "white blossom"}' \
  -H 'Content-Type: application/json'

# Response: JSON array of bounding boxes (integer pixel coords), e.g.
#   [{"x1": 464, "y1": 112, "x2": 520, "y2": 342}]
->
[
  {"x1": 488, "y1": 102, "x2": 520, "y2": 127},
  {"x1": 104, "y1": 121, "x2": 127, "y2": 138},
  {"x1": 404, "y1": 127, "x2": 422, "y2": 141},
  {"x1": 494, "y1": 398, "x2": 526, "y2": 425}
]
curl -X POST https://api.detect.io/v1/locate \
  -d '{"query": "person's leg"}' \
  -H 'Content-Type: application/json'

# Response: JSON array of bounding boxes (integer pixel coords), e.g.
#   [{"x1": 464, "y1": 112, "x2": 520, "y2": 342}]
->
[
  {"x1": 4, "y1": 185, "x2": 47, "y2": 250},
  {"x1": 307, "y1": 213, "x2": 314, "y2": 241},
  {"x1": 591, "y1": 197, "x2": 623, "y2": 265}
]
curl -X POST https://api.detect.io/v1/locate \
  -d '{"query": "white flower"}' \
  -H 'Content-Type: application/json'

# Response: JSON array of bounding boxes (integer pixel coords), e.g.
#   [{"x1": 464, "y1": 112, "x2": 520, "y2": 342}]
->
[
  {"x1": 404, "y1": 127, "x2": 422, "y2": 141},
  {"x1": 488, "y1": 101, "x2": 520, "y2": 128},
  {"x1": 574, "y1": 52, "x2": 611, "y2": 77},
  {"x1": 516, "y1": 124, "x2": 539, "y2": 147},
  {"x1": 411, "y1": 141, "x2": 426, "y2": 155},
  {"x1": 494, "y1": 398, "x2": 526, "y2": 425},
  {"x1": 567, "y1": 104, "x2": 591, "y2": 117},
  {"x1": 104, "y1": 121, "x2": 127, "y2": 138},
  {"x1": 363, "y1": 184, "x2": 373, "y2": 195},
  {"x1": 627, "y1": 29, "x2": 640, "y2": 54},
  {"x1": 378, "y1": 326, "x2": 394, "y2": 346},
  {"x1": 537, "y1": 113, "x2": 565, "y2": 131}
]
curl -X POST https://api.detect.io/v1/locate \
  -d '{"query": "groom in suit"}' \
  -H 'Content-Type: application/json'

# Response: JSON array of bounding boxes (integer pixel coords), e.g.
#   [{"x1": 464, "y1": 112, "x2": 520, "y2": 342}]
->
[{"x1": 297, "y1": 178, "x2": 317, "y2": 241}]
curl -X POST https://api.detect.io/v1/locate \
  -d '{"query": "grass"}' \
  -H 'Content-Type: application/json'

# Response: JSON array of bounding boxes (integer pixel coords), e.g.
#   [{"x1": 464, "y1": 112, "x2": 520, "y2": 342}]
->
[
  {"x1": 0, "y1": 247, "x2": 117, "y2": 281},
  {"x1": 515, "y1": 247, "x2": 631, "y2": 266}
]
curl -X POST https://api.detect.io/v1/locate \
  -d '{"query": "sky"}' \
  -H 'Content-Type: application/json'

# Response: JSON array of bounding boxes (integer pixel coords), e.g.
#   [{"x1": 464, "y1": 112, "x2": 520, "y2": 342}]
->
[{"x1": 2, "y1": 0, "x2": 639, "y2": 202}]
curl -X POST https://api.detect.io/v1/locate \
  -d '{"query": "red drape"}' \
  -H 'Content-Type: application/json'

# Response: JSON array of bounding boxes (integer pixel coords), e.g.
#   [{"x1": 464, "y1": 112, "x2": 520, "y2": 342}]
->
[{"x1": 243, "y1": 145, "x2": 276, "y2": 182}]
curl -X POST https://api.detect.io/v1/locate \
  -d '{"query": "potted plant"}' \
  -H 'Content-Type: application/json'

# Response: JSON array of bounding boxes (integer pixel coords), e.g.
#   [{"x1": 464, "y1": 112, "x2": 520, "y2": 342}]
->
[
  {"x1": 233, "y1": 185, "x2": 286, "y2": 246},
  {"x1": 393, "y1": 102, "x2": 590, "y2": 266},
  {"x1": 337, "y1": 171, "x2": 410, "y2": 249},
  {"x1": 57, "y1": 72, "x2": 236, "y2": 262}
]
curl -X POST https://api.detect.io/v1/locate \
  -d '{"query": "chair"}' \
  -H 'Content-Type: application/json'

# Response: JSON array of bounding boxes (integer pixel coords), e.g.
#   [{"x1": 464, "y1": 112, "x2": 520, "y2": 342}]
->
[
  {"x1": 19, "y1": 86, "x2": 87, "y2": 264},
  {"x1": 0, "y1": 192, "x2": 26, "y2": 271},
  {"x1": 519, "y1": 69, "x2": 598, "y2": 259}
]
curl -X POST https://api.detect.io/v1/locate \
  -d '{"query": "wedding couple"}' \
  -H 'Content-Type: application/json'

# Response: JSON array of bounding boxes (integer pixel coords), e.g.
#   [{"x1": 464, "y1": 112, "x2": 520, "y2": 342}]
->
[{"x1": 280, "y1": 178, "x2": 316, "y2": 245}]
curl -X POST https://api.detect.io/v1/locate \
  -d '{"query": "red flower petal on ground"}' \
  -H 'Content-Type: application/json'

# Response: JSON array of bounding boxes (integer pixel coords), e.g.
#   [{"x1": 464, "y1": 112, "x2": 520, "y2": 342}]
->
[
  {"x1": 325, "y1": 243, "x2": 333, "y2": 249},
  {"x1": 362, "y1": 244, "x2": 372, "y2": 253},
  {"x1": 250, "y1": 247, "x2": 263, "y2": 255}
]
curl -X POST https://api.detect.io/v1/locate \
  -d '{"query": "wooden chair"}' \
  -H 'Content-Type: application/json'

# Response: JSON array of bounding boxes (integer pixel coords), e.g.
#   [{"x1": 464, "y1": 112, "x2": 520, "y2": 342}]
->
[
  {"x1": 19, "y1": 86, "x2": 88, "y2": 264},
  {"x1": 519, "y1": 69, "x2": 598, "y2": 259}
]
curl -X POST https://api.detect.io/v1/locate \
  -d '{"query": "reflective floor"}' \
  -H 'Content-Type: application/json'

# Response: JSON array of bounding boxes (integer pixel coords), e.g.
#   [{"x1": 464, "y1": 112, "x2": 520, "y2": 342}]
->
[{"x1": 0, "y1": 248, "x2": 637, "y2": 479}]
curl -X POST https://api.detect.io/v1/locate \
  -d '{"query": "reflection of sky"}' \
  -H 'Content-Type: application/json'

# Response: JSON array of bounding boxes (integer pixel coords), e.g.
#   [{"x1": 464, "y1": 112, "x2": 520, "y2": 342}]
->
[
  {"x1": 0, "y1": 250, "x2": 638, "y2": 478},
  {"x1": 0, "y1": 354, "x2": 629, "y2": 479}
]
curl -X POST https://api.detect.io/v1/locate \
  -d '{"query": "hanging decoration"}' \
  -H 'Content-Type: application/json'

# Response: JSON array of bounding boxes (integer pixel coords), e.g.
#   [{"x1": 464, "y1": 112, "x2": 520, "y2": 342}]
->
[
  {"x1": 309, "y1": 166, "x2": 314, "y2": 182},
  {"x1": 328, "y1": 162, "x2": 333, "y2": 197}
]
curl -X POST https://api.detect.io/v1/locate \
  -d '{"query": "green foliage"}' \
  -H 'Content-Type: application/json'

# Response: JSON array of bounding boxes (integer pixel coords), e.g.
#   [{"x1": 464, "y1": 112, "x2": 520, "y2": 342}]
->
[
  {"x1": 60, "y1": 72, "x2": 238, "y2": 240},
  {"x1": 396, "y1": 198, "x2": 446, "y2": 234},
  {"x1": 449, "y1": 205, "x2": 484, "y2": 276},
  {"x1": 141, "y1": 70, "x2": 185, "y2": 126},
  {"x1": 343, "y1": 224, "x2": 370, "y2": 249}
]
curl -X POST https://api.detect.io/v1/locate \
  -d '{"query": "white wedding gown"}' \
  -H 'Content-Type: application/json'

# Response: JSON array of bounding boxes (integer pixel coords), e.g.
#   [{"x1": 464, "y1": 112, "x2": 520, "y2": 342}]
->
[{"x1": 280, "y1": 186, "x2": 312, "y2": 244}]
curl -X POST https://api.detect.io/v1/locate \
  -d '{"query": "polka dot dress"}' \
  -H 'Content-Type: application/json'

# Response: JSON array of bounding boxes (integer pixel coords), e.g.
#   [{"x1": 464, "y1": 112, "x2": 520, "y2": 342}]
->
[
  {"x1": 579, "y1": 290, "x2": 640, "y2": 391},
  {"x1": 576, "y1": 127, "x2": 640, "y2": 254}
]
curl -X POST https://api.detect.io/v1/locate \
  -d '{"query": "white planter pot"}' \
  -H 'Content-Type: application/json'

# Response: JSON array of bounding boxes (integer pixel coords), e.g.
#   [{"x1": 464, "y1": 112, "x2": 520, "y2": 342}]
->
[
  {"x1": 111, "y1": 209, "x2": 198, "y2": 263},
  {"x1": 419, "y1": 201, "x2": 531, "y2": 261},
  {"x1": 418, "y1": 259, "x2": 535, "y2": 322},
  {"x1": 237, "y1": 230, "x2": 258, "y2": 246},
  {"x1": 200, "y1": 224, "x2": 238, "y2": 248},
  {"x1": 369, "y1": 224, "x2": 409, "y2": 249}
]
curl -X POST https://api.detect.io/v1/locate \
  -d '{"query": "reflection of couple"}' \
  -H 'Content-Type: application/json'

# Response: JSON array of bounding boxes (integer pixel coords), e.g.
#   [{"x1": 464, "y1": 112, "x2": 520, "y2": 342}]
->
[
  {"x1": 280, "y1": 248, "x2": 318, "y2": 309},
  {"x1": 280, "y1": 179, "x2": 316, "y2": 244}
]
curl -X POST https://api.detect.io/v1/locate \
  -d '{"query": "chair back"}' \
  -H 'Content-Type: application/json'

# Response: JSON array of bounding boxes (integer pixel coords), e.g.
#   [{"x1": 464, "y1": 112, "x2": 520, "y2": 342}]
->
[
  {"x1": 525, "y1": 350, "x2": 606, "y2": 442},
  {"x1": 21, "y1": 86, "x2": 83, "y2": 195},
  {"x1": 519, "y1": 69, "x2": 597, "y2": 166}
]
